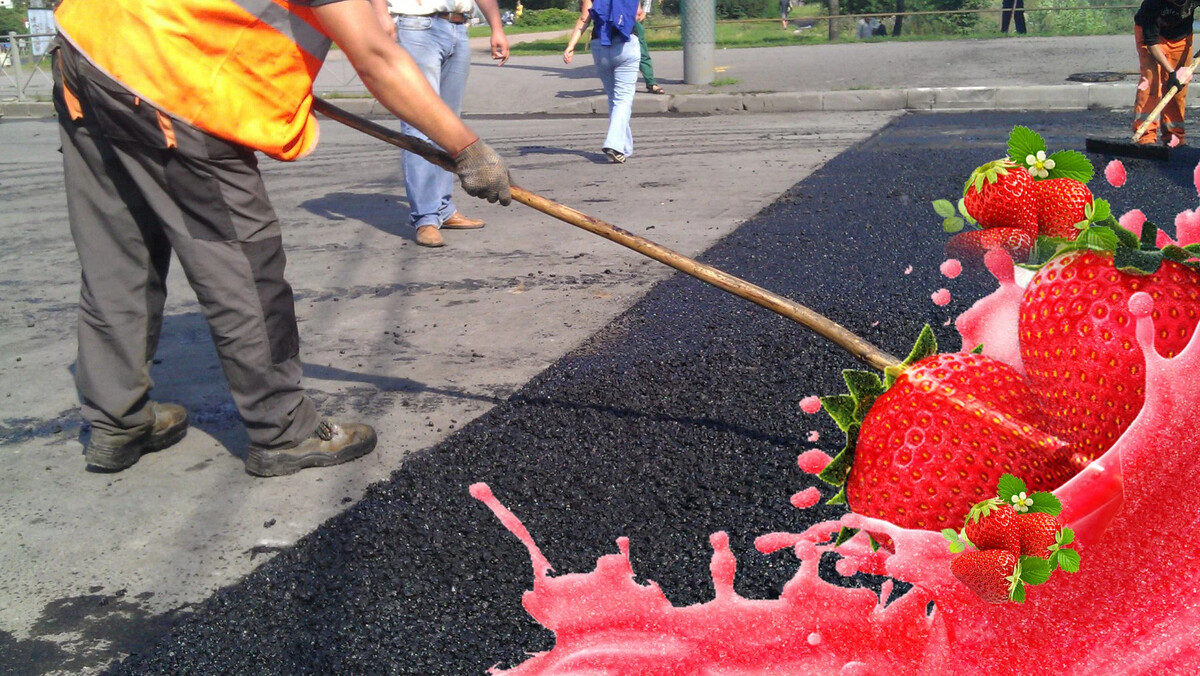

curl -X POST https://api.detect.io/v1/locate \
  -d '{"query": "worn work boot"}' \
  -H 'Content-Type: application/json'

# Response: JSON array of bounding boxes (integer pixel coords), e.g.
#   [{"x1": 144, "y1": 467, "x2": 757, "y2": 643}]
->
[
  {"x1": 441, "y1": 212, "x2": 485, "y2": 229},
  {"x1": 84, "y1": 402, "x2": 189, "y2": 471},
  {"x1": 244, "y1": 420, "x2": 377, "y2": 478},
  {"x1": 415, "y1": 225, "x2": 445, "y2": 247}
]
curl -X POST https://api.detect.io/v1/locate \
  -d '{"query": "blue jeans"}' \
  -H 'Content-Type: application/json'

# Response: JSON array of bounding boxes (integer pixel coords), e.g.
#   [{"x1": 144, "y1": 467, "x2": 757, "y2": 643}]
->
[
  {"x1": 394, "y1": 15, "x2": 471, "y2": 228},
  {"x1": 591, "y1": 36, "x2": 639, "y2": 157}
]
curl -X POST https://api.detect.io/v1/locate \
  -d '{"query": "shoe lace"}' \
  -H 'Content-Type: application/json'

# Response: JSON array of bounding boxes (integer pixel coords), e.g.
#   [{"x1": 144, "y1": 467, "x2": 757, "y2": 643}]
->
[{"x1": 315, "y1": 421, "x2": 334, "y2": 441}]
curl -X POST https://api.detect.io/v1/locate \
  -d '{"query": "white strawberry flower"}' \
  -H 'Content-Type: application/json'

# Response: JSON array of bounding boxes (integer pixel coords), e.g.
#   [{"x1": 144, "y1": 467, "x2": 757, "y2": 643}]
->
[
  {"x1": 1025, "y1": 150, "x2": 1055, "y2": 178},
  {"x1": 1011, "y1": 491, "x2": 1033, "y2": 512}
]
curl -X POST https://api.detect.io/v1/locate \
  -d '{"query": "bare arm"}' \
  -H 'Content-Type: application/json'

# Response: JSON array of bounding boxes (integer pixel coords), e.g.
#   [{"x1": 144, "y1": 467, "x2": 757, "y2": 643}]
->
[
  {"x1": 474, "y1": 0, "x2": 510, "y2": 65},
  {"x1": 369, "y1": 0, "x2": 396, "y2": 41},
  {"x1": 312, "y1": 0, "x2": 477, "y2": 155},
  {"x1": 563, "y1": 0, "x2": 593, "y2": 64}
]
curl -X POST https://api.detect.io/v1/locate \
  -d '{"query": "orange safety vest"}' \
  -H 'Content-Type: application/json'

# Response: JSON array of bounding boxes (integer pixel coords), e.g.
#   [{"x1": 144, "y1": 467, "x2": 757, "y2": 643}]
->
[{"x1": 55, "y1": 0, "x2": 332, "y2": 161}]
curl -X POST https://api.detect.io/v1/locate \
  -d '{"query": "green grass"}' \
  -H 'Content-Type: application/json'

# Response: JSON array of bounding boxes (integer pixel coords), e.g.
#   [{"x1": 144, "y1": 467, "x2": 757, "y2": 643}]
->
[
  {"x1": 505, "y1": 5, "x2": 1127, "y2": 55},
  {"x1": 710, "y1": 77, "x2": 741, "y2": 86},
  {"x1": 468, "y1": 22, "x2": 573, "y2": 38}
]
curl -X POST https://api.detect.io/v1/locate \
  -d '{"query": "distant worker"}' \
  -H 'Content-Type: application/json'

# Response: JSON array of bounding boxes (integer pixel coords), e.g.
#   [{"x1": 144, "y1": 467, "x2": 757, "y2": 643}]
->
[
  {"x1": 384, "y1": 0, "x2": 510, "y2": 248},
  {"x1": 634, "y1": 0, "x2": 665, "y2": 94},
  {"x1": 780, "y1": 0, "x2": 791, "y2": 29},
  {"x1": 50, "y1": 0, "x2": 511, "y2": 477},
  {"x1": 516, "y1": 0, "x2": 524, "y2": 22},
  {"x1": 1133, "y1": 0, "x2": 1197, "y2": 146},
  {"x1": 1000, "y1": 0, "x2": 1026, "y2": 34}
]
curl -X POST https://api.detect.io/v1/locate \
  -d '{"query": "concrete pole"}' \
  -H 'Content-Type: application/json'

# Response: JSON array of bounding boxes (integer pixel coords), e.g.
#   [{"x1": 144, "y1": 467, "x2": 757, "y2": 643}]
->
[
  {"x1": 8, "y1": 32, "x2": 24, "y2": 101},
  {"x1": 827, "y1": 0, "x2": 839, "y2": 42},
  {"x1": 681, "y1": 0, "x2": 714, "y2": 85}
]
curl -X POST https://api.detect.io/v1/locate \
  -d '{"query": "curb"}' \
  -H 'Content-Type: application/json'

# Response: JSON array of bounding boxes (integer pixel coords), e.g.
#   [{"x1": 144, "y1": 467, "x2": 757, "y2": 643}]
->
[{"x1": 0, "y1": 84, "x2": 1146, "y2": 120}]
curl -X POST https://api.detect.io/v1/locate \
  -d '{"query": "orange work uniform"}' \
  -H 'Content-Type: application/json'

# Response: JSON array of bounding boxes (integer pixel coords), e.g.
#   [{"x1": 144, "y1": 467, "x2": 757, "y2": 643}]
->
[
  {"x1": 1133, "y1": 0, "x2": 1198, "y2": 145},
  {"x1": 55, "y1": 0, "x2": 335, "y2": 160}
]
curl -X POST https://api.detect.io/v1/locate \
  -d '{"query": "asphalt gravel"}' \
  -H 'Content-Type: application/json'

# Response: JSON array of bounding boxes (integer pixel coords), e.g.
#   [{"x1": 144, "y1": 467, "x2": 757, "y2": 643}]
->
[{"x1": 105, "y1": 110, "x2": 1199, "y2": 675}]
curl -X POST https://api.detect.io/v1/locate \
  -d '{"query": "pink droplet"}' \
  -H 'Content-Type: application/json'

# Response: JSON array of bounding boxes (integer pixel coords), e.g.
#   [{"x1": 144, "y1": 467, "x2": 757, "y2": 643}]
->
[
  {"x1": 932, "y1": 288, "x2": 951, "y2": 306},
  {"x1": 1129, "y1": 291, "x2": 1154, "y2": 317},
  {"x1": 807, "y1": 632, "x2": 823, "y2": 646},
  {"x1": 1105, "y1": 160, "x2": 1127, "y2": 187},
  {"x1": 799, "y1": 396, "x2": 823, "y2": 414},
  {"x1": 1119, "y1": 209, "x2": 1147, "y2": 234},
  {"x1": 904, "y1": 265, "x2": 913, "y2": 275},
  {"x1": 797, "y1": 449, "x2": 832, "y2": 474},
  {"x1": 807, "y1": 430, "x2": 820, "y2": 442},
  {"x1": 790, "y1": 487, "x2": 822, "y2": 509},
  {"x1": 940, "y1": 258, "x2": 962, "y2": 279},
  {"x1": 871, "y1": 320, "x2": 880, "y2": 327},
  {"x1": 1170, "y1": 135, "x2": 1183, "y2": 148}
]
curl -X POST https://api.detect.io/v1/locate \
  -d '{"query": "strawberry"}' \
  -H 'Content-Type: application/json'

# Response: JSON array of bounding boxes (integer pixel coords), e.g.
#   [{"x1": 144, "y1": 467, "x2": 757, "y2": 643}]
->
[
  {"x1": 1019, "y1": 247, "x2": 1200, "y2": 464},
  {"x1": 951, "y1": 548, "x2": 1052, "y2": 603},
  {"x1": 1016, "y1": 511, "x2": 1061, "y2": 558},
  {"x1": 951, "y1": 549, "x2": 1019, "y2": 604},
  {"x1": 944, "y1": 227, "x2": 1034, "y2": 265},
  {"x1": 1033, "y1": 177, "x2": 1093, "y2": 239},
  {"x1": 818, "y1": 328, "x2": 1075, "y2": 532},
  {"x1": 962, "y1": 159, "x2": 1038, "y2": 234},
  {"x1": 963, "y1": 500, "x2": 1021, "y2": 555}
]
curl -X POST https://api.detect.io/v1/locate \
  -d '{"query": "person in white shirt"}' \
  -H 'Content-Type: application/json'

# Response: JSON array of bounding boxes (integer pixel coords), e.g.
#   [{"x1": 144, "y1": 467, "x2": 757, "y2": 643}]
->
[{"x1": 374, "y1": 0, "x2": 509, "y2": 247}]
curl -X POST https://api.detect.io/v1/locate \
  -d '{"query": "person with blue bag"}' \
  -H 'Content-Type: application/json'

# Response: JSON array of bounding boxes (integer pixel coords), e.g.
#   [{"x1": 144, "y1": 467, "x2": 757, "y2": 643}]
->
[{"x1": 563, "y1": 0, "x2": 641, "y2": 164}]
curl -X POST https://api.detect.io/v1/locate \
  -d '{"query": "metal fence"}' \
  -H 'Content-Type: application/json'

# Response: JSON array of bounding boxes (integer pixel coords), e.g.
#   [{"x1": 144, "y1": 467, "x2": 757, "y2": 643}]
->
[{"x1": 2, "y1": 32, "x2": 57, "y2": 103}]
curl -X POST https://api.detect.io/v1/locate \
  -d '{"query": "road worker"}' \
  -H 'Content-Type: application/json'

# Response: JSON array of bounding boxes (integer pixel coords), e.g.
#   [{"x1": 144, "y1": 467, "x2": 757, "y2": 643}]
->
[
  {"x1": 51, "y1": 0, "x2": 512, "y2": 477},
  {"x1": 1133, "y1": 0, "x2": 1198, "y2": 145}
]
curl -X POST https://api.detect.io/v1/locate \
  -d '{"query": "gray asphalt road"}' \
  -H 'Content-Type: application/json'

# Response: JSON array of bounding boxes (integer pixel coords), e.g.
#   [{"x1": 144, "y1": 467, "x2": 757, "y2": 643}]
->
[{"x1": 0, "y1": 110, "x2": 899, "y2": 674}]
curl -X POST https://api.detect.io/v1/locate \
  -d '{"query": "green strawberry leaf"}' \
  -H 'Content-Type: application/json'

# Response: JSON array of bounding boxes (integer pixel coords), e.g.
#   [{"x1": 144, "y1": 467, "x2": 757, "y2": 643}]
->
[
  {"x1": 1008, "y1": 126, "x2": 1046, "y2": 165},
  {"x1": 1138, "y1": 221, "x2": 1160, "y2": 249},
  {"x1": 932, "y1": 199, "x2": 957, "y2": 218},
  {"x1": 835, "y1": 527, "x2": 859, "y2": 546},
  {"x1": 827, "y1": 487, "x2": 847, "y2": 505},
  {"x1": 1057, "y1": 526, "x2": 1075, "y2": 546},
  {"x1": 958, "y1": 197, "x2": 977, "y2": 225},
  {"x1": 821, "y1": 394, "x2": 858, "y2": 432},
  {"x1": 1027, "y1": 491, "x2": 1063, "y2": 516},
  {"x1": 1076, "y1": 225, "x2": 1120, "y2": 253},
  {"x1": 1055, "y1": 548, "x2": 1081, "y2": 573},
  {"x1": 1114, "y1": 247, "x2": 1163, "y2": 276},
  {"x1": 970, "y1": 343, "x2": 984, "y2": 354},
  {"x1": 1010, "y1": 580, "x2": 1027, "y2": 603},
  {"x1": 818, "y1": 423, "x2": 860, "y2": 487},
  {"x1": 903, "y1": 325, "x2": 938, "y2": 366},
  {"x1": 1019, "y1": 556, "x2": 1052, "y2": 586},
  {"x1": 844, "y1": 370, "x2": 885, "y2": 403},
  {"x1": 1162, "y1": 244, "x2": 1196, "y2": 263},
  {"x1": 1084, "y1": 198, "x2": 1112, "y2": 224},
  {"x1": 996, "y1": 473, "x2": 1027, "y2": 502},
  {"x1": 944, "y1": 216, "x2": 965, "y2": 233},
  {"x1": 867, "y1": 534, "x2": 882, "y2": 552},
  {"x1": 1111, "y1": 221, "x2": 1142, "y2": 249},
  {"x1": 1044, "y1": 150, "x2": 1094, "y2": 183}
]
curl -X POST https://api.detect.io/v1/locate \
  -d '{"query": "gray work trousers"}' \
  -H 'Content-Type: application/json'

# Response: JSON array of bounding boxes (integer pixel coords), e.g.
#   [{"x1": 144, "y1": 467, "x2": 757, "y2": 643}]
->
[{"x1": 53, "y1": 39, "x2": 318, "y2": 451}]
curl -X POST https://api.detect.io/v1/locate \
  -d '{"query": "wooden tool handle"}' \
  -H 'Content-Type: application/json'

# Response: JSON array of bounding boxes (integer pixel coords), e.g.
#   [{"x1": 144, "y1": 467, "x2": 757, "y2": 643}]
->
[
  {"x1": 312, "y1": 97, "x2": 900, "y2": 371},
  {"x1": 1131, "y1": 50, "x2": 1200, "y2": 143}
]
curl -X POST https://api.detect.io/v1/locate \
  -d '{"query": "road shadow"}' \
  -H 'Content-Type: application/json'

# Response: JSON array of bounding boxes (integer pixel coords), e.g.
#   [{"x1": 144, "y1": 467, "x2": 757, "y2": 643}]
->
[
  {"x1": 299, "y1": 191, "x2": 413, "y2": 240},
  {"x1": 516, "y1": 145, "x2": 611, "y2": 163}
]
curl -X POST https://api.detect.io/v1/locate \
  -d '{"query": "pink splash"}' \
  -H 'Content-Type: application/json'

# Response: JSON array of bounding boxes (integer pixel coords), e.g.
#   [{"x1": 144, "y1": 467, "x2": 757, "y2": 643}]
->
[
  {"x1": 954, "y1": 249, "x2": 1025, "y2": 373},
  {"x1": 799, "y1": 396, "x2": 822, "y2": 414},
  {"x1": 904, "y1": 265, "x2": 913, "y2": 275},
  {"x1": 1120, "y1": 209, "x2": 1175, "y2": 247},
  {"x1": 931, "y1": 288, "x2": 951, "y2": 306},
  {"x1": 806, "y1": 430, "x2": 820, "y2": 442},
  {"x1": 940, "y1": 258, "x2": 962, "y2": 279},
  {"x1": 473, "y1": 295, "x2": 1200, "y2": 672},
  {"x1": 1105, "y1": 160, "x2": 1127, "y2": 187},
  {"x1": 797, "y1": 449, "x2": 832, "y2": 474},
  {"x1": 790, "y1": 487, "x2": 822, "y2": 509}
]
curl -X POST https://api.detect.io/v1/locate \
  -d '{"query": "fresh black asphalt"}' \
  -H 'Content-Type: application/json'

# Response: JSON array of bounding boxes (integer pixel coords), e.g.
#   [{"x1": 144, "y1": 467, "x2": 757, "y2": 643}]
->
[{"x1": 73, "y1": 110, "x2": 1195, "y2": 675}]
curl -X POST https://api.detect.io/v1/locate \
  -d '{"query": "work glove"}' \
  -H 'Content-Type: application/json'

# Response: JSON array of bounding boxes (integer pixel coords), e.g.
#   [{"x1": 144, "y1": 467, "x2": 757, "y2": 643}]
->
[
  {"x1": 454, "y1": 140, "x2": 512, "y2": 206},
  {"x1": 1166, "y1": 67, "x2": 1191, "y2": 92}
]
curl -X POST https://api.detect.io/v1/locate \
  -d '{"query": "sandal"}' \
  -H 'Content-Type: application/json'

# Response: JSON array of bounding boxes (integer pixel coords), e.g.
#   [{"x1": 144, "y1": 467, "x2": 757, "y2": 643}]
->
[
  {"x1": 603, "y1": 147, "x2": 626, "y2": 164},
  {"x1": 647, "y1": 84, "x2": 665, "y2": 95}
]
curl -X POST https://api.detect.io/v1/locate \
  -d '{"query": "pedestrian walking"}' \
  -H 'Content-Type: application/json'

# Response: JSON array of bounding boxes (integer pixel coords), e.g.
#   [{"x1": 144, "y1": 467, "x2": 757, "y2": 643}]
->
[
  {"x1": 634, "y1": 0, "x2": 665, "y2": 94},
  {"x1": 564, "y1": 0, "x2": 641, "y2": 163},
  {"x1": 1133, "y1": 0, "x2": 1198, "y2": 145},
  {"x1": 50, "y1": 0, "x2": 512, "y2": 477},
  {"x1": 385, "y1": 0, "x2": 510, "y2": 248},
  {"x1": 1000, "y1": 0, "x2": 1026, "y2": 34}
]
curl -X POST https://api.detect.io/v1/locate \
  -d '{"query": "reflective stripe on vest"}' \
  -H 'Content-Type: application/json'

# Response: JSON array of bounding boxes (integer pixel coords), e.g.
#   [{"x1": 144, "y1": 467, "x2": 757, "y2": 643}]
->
[{"x1": 55, "y1": 0, "x2": 333, "y2": 161}]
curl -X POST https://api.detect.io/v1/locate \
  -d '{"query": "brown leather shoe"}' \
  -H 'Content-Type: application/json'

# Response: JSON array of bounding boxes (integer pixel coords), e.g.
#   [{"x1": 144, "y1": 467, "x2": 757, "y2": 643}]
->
[
  {"x1": 244, "y1": 420, "x2": 377, "y2": 477},
  {"x1": 85, "y1": 401, "x2": 189, "y2": 471},
  {"x1": 415, "y1": 225, "x2": 445, "y2": 247},
  {"x1": 441, "y1": 212, "x2": 485, "y2": 229}
]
